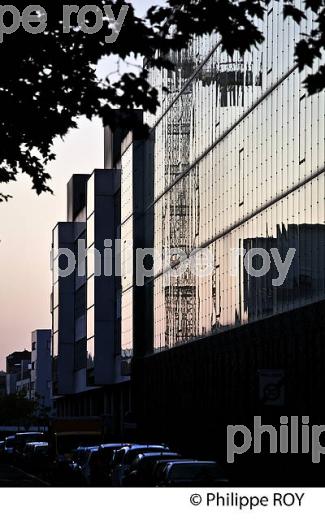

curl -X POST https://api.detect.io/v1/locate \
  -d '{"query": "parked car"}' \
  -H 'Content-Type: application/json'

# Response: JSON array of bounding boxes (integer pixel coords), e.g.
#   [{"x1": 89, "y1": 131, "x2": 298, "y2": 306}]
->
[
  {"x1": 89, "y1": 443, "x2": 130, "y2": 486},
  {"x1": 14, "y1": 432, "x2": 45, "y2": 460},
  {"x1": 70, "y1": 446, "x2": 100, "y2": 485},
  {"x1": 156, "y1": 460, "x2": 228, "y2": 487},
  {"x1": 51, "y1": 446, "x2": 92, "y2": 487},
  {"x1": 22, "y1": 442, "x2": 49, "y2": 473},
  {"x1": 152, "y1": 458, "x2": 196, "y2": 486},
  {"x1": 123, "y1": 452, "x2": 182, "y2": 487},
  {"x1": 110, "y1": 444, "x2": 171, "y2": 486}
]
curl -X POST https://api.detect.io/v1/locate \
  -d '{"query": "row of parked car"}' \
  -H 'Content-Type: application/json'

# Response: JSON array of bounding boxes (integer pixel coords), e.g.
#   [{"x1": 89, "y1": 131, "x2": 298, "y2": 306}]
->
[
  {"x1": 0, "y1": 432, "x2": 46, "y2": 459},
  {"x1": 59, "y1": 443, "x2": 228, "y2": 487},
  {"x1": 0, "y1": 432, "x2": 48, "y2": 474},
  {"x1": 0, "y1": 433, "x2": 228, "y2": 486}
]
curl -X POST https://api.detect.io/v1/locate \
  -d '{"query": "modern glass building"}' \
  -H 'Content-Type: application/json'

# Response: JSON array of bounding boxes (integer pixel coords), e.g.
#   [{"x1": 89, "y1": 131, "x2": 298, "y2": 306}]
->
[
  {"x1": 139, "y1": 0, "x2": 325, "y2": 355},
  {"x1": 130, "y1": 3, "x2": 325, "y2": 482},
  {"x1": 48, "y1": 0, "x2": 325, "y2": 480}
]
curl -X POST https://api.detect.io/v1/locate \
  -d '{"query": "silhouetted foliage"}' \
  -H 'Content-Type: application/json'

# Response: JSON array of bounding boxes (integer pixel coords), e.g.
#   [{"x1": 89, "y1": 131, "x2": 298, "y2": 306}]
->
[
  {"x1": 0, "y1": 393, "x2": 37, "y2": 425},
  {"x1": 0, "y1": 392, "x2": 50, "y2": 427},
  {"x1": 0, "y1": 0, "x2": 324, "y2": 201}
]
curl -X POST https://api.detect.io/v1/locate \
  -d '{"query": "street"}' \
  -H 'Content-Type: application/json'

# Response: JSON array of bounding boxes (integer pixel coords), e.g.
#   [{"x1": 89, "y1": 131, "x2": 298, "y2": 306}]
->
[{"x1": 0, "y1": 464, "x2": 48, "y2": 487}]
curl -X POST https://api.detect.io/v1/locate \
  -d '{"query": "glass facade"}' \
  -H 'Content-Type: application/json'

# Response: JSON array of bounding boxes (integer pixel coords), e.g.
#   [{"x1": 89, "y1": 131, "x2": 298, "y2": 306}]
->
[
  {"x1": 143, "y1": 1, "x2": 325, "y2": 352},
  {"x1": 86, "y1": 174, "x2": 95, "y2": 368},
  {"x1": 52, "y1": 226, "x2": 60, "y2": 358},
  {"x1": 74, "y1": 228, "x2": 87, "y2": 371},
  {"x1": 121, "y1": 143, "x2": 135, "y2": 359}
]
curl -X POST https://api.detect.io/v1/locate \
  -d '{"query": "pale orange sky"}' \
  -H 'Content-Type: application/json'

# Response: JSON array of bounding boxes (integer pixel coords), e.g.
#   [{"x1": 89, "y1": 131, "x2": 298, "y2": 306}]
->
[
  {"x1": 0, "y1": 118, "x2": 104, "y2": 369},
  {"x1": 0, "y1": 0, "x2": 163, "y2": 369}
]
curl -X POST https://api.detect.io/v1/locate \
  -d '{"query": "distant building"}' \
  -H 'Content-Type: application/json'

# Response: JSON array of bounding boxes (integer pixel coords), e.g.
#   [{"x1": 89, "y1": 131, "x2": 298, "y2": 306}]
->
[
  {"x1": 6, "y1": 350, "x2": 31, "y2": 397},
  {"x1": 31, "y1": 330, "x2": 52, "y2": 411},
  {"x1": 6, "y1": 350, "x2": 31, "y2": 375}
]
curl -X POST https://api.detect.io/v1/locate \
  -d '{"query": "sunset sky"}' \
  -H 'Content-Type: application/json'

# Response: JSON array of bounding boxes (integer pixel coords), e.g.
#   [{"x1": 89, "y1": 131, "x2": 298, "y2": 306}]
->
[{"x1": 0, "y1": 0, "x2": 162, "y2": 369}]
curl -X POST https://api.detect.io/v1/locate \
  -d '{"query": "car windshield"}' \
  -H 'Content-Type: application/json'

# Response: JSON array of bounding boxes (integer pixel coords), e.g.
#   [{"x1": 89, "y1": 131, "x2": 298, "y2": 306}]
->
[
  {"x1": 125, "y1": 447, "x2": 168, "y2": 466},
  {"x1": 17, "y1": 433, "x2": 43, "y2": 440},
  {"x1": 35, "y1": 445, "x2": 48, "y2": 455},
  {"x1": 169, "y1": 463, "x2": 221, "y2": 481},
  {"x1": 16, "y1": 434, "x2": 44, "y2": 447}
]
